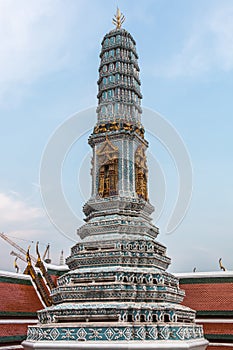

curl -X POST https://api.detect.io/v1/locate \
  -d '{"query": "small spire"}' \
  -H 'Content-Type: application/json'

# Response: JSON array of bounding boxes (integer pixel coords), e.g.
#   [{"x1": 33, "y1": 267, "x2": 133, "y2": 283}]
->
[
  {"x1": 112, "y1": 7, "x2": 125, "y2": 29},
  {"x1": 59, "y1": 250, "x2": 64, "y2": 265}
]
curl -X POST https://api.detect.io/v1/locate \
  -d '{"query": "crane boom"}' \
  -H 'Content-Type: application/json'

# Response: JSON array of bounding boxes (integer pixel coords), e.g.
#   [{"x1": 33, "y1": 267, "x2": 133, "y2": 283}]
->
[
  {"x1": 10, "y1": 250, "x2": 27, "y2": 262},
  {"x1": 42, "y1": 244, "x2": 50, "y2": 261},
  {"x1": 0, "y1": 232, "x2": 37, "y2": 263}
]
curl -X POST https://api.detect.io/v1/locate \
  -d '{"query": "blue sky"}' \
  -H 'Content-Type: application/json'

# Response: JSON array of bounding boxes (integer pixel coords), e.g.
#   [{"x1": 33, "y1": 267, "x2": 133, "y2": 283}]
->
[{"x1": 0, "y1": 0, "x2": 233, "y2": 273}]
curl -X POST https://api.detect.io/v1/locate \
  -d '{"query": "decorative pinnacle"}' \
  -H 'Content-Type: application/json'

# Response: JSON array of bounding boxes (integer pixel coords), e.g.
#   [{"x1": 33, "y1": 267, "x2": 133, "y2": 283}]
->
[
  {"x1": 36, "y1": 241, "x2": 41, "y2": 263},
  {"x1": 112, "y1": 7, "x2": 125, "y2": 29},
  {"x1": 26, "y1": 245, "x2": 32, "y2": 266}
]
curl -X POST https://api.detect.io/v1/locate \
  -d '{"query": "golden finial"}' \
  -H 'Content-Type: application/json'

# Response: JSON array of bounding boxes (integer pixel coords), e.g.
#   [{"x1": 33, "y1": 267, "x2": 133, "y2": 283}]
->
[
  {"x1": 112, "y1": 7, "x2": 125, "y2": 29},
  {"x1": 14, "y1": 257, "x2": 19, "y2": 273},
  {"x1": 219, "y1": 258, "x2": 226, "y2": 271},
  {"x1": 26, "y1": 245, "x2": 32, "y2": 266},
  {"x1": 36, "y1": 241, "x2": 41, "y2": 266}
]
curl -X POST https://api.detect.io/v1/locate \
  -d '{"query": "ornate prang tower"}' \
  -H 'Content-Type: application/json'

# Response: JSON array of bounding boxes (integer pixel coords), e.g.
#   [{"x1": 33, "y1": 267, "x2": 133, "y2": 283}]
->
[{"x1": 23, "y1": 9, "x2": 208, "y2": 350}]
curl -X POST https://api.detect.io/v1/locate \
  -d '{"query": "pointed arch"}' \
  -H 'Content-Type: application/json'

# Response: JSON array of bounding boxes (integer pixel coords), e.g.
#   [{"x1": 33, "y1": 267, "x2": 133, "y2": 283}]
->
[{"x1": 97, "y1": 138, "x2": 119, "y2": 197}]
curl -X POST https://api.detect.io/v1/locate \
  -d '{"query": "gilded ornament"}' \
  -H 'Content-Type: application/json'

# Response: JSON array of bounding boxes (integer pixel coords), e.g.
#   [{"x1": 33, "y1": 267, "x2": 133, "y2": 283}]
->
[{"x1": 112, "y1": 8, "x2": 125, "y2": 29}]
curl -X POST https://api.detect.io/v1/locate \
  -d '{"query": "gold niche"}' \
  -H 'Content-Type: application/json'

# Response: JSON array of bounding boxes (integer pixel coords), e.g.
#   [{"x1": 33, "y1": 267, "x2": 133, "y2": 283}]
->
[
  {"x1": 97, "y1": 137, "x2": 119, "y2": 197},
  {"x1": 135, "y1": 146, "x2": 148, "y2": 201}
]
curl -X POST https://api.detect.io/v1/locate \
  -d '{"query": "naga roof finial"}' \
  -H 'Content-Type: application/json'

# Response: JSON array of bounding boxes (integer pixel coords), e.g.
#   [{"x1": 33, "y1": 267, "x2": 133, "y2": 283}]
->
[
  {"x1": 26, "y1": 245, "x2": 32, "y2": 266},
  {"x1": 112, "y1": 7, "x2": 125, "y2": 29},
  {"x1": 14, "y1": 257, "x2": 19, "y2": 273},
  {"x1": 36, "y1": 241, "x2": 41, "y2": 264},
  {"x1": 219, "y1": 257, "x2": 226, "y2": 271}
]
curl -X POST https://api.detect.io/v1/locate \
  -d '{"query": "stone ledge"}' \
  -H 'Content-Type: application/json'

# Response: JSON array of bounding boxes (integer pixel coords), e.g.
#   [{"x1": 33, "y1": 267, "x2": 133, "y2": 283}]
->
[{"x1": 22, "y1": 339, "x2": 209, "y2": 350}]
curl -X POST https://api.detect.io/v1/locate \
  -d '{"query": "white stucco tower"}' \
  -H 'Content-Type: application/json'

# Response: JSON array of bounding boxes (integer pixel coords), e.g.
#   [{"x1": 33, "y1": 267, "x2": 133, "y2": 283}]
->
[{"x1": 23, "y1": 9, "x2": 208, "y2": 350}]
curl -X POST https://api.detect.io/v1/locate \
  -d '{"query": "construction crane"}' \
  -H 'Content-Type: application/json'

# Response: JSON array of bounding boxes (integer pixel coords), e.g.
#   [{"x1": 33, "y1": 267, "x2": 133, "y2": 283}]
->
[
  {"x1": 0, "y1": 232, "x2": 37, "y2": 263},
  {"x1": 10, "y1": 250, "x2": 27, "y2": 262},
  {"x1": 42, "y1": 244, "x2": 51, "y2": 263}
]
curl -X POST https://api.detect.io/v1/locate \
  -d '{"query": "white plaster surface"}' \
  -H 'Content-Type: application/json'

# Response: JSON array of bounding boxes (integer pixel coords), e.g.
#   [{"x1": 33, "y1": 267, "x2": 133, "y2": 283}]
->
[
  {"x1": 175, "y1": 271, "x2": 233, "y2": 278},
  {"x1": 23, "y1": 339, "x2": 208, "y2": 350}
]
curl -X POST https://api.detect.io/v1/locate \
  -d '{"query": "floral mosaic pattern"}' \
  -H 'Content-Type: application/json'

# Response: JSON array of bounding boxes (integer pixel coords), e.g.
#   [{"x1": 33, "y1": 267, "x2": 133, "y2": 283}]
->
[{"x1": 27, "y1": 325, "x2": 203, "y2": 342}]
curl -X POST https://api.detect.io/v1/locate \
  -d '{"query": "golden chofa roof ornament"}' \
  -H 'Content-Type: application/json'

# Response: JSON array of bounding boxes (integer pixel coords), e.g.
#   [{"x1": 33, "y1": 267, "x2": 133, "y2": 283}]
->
[{"x1": 112, "y1": 8, "x2": 125, "y2": 29}]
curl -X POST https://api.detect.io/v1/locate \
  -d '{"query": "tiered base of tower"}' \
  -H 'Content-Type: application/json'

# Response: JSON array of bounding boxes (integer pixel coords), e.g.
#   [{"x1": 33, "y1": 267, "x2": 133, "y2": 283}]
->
[{"x1": 23, "y1": 216, "x2": 208, "y2": 349}]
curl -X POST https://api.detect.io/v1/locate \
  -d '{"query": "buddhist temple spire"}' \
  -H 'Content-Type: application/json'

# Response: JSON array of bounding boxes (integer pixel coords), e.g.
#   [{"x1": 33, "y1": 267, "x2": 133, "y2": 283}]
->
[{"x1": 23, "y1": 13, "x2": 208, "y2": 350}]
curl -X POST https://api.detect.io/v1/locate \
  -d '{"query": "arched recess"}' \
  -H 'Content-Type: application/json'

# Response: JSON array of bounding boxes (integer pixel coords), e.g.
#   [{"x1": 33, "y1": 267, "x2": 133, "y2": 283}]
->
[
  {"x1": 97, "y1": 138, "x2": 119, "y2": 197},
  {"x1": 135, "y1": 146, "x2": 148, "y2": 201}
]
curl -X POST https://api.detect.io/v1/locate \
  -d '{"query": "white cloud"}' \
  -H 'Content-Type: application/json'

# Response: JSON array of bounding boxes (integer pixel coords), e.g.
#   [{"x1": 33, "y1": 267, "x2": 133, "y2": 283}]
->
[
  {"x1": 208, "y1": 4, "x2": 233, "y2": 71},
  {"x1": 0, "y1": 191, "x2": 71, "y2": 271},
  {"x1": 0, "y1": 0, "x2": 80, "y2": 104},
  {"x1": 154, "y1": 2, "x2": 233, "y2": 78},
  {"x1": 0, "y1": 192, "x2": 43, "y2": 225}
]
